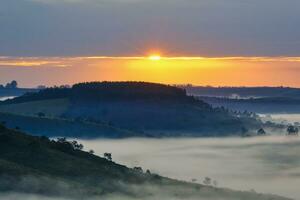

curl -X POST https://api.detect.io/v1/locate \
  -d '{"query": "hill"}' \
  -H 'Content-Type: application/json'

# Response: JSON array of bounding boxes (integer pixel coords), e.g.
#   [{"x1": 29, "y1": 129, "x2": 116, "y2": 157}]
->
[
  {"x1": 0, "y1": 82, "x2": 263, "y2": 137},
  {"x1": 0, "y1": 125, "x2": 291, "y2": 200},
  {"x1": 198, "y1": 96, "x2": 300, "y2": 114},
  {"x1": 0, "y1": 112, "x2": 136, "y2": 138},
  {"x1": 0, "y1": 88, "x2": 38, "y2": 98},
  {"x1": 180, "y1": 86, "x2": 300, "y2": 98}
]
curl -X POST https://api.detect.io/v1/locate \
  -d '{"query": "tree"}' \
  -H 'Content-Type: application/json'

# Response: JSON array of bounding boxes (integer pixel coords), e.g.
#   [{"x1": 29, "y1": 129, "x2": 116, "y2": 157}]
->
[
  {"x1": 203, "y1": 177, "x2": 211, "y2": 185},
  {"x1": 287, "y1": 125, "x2": 299, "y2": 136},
  {"x1": 57, "y1": 137, "x2": 67, "y2": 143},
  {"x1": 257, "y1": 128, "x2": 266, "y2": 136},
  {"x1": 10, "y1": 80, "x2": 18, "y2": 88},
  {"x1": 71, "y1": 140, "x2": 84, "y2": 150},
  {"x1": 133, "y1": 167, "x2": 143, "y2": 173},
  {"x1": 37, "y1": 85, "x2": 46, "y2": 89},
  {"x1": 37, "y1": 112, "x2": 46, "y2": 118},
  {"x1": 89, "y1": 149, "x2": 95, "y2": 154},
  {"x1": 104, "y1": 153, "x2": 112, "y2": 161},
  {"x1": 5, "y1": 80, "x2": 18, "y2": 89}
]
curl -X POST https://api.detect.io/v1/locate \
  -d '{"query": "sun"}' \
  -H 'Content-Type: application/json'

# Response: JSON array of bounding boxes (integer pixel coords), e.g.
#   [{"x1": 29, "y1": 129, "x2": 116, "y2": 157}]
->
[{"x1": 148, "y1": 55, "x2": 161, "y2": 61}]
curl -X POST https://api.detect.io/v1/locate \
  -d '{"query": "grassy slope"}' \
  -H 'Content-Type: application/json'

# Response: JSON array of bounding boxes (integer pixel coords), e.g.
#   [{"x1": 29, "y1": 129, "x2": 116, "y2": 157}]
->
[
  {"x1": 0, "y1": 98, "x2": 69, "y2": 117},
  {"x1": 0, "y1": 125, "x2": 291, "y2": 200},
  {"x1": 0, "y1": 112, "x2": 136, "y2": 138}
]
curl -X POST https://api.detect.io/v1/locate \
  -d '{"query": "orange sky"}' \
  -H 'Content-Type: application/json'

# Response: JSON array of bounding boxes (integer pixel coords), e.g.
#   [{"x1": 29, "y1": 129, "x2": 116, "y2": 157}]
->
[{"x1": 1, "y1": 56, "x2": 300, "y2": 87}]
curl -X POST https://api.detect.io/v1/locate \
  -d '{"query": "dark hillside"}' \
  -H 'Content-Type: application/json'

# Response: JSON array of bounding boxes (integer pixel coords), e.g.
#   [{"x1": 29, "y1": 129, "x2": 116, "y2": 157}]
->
[
  {"x1": 0, "y1": 112, "x2": 135, "y2": 138},
  {"x1": 0, "y1": 125, "x2": 291, "y2": 200},
  {"x1": 0, "y1": 124, "x2": 153, "y2": 196}
]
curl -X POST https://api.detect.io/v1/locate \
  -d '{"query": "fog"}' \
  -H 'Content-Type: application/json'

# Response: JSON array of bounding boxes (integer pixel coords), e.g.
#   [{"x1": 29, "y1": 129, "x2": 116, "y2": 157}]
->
[
  {"x1": 0, "y1": 96, "x2": 16, "y2": 101},
  {"x1": 260, "y1": 114, "x2": 300, "y2": 125},
  {"x1": 78, "y1": 136, "x2": 300, "y2": 199},
  {"x1": 1, "y1": 177, "x2": 279, "y2": 200}
]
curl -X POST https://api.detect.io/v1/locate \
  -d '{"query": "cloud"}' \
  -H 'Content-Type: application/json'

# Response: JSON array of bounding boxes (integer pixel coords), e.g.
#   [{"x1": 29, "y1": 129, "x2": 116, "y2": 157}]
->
[
  {"x1": 28, "y1": 0, "x2": 147, "y2": 4},
  {"x1": 2, "y1": 56, "x2": 300, "y2": 87},
  {"x1": 1, "y1": 0, "x2": 300, "y2": 56},
  {"x1": 2, "y1": 56, "x2": 300, "y2": 68}
]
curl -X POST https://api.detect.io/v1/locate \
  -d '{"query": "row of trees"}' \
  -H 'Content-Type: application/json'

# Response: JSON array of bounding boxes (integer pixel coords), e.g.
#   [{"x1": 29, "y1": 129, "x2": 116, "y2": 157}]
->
[
  {"x1": 191, "y1": 177, "x2": 218, "y2": 187},
  {"x1": 257, "y1": 125, "x2": 299, "y2": 136},
  {"x1": 0, "y1": 80, "x2": 18, "y2": 89},
  {"x1": 71, "y1": 81, "x2": 189, "y2": 102}
]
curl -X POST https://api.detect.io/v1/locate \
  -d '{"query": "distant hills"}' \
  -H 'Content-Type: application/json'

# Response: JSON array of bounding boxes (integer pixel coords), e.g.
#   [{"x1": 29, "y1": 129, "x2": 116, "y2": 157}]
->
[
  {"x1": 199, "y1": 96, "x2": 300, "y2": 114},
  {"x1": 181, "y1": 85, "x2": 300, "y2": 98},
  {"x1": 179, "y1": 86, "x2": 300, "y2": 113},
  {"x1": 0, "y1": 124, "x2": 291, "y2": 200},
  {"x1": 0, "y1": 82, "x2": 262, "y2": 138},
  {"x1": 0, "y1": 88, "x2": 38, "y2": 98}
]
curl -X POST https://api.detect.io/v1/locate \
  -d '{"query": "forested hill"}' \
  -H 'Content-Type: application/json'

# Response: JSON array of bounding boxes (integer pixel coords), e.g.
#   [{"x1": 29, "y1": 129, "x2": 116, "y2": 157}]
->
[
  {"x1": 0, "y1": 82, "x2": 262, "y2": 137},
  {"x1": 0, "y1": 125, "x2": 291, "y2": 200},
  {"x1": 2, "y1": 82, "x2": 195, "y2": 104}
]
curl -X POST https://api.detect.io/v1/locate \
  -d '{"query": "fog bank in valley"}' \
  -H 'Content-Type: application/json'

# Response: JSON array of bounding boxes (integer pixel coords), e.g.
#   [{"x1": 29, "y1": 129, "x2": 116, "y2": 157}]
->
[{"x1": 79, "y1": 136, "x2": 300, "y2": 199}]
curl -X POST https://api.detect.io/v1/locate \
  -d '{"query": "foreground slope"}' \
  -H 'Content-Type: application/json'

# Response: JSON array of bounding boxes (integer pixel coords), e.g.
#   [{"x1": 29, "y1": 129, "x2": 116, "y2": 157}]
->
[
  {"x1": 0, "y1": 82, "x2": 262, "y2": 137},
  {"x1": 0, "y1": 125, "x2": 291, "y2": 200}
]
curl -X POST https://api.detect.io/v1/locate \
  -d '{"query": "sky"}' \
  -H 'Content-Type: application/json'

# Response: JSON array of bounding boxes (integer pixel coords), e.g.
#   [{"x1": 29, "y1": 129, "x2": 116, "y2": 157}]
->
[{"x1": 1, "y1": 0, "x2": 300, "y2": 87}]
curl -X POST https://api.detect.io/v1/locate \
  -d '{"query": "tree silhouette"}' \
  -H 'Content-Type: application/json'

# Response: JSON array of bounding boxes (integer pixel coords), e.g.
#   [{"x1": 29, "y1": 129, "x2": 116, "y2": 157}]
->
[
  {"x1": 89, "y1": 149, "x2": 95, "y2": 154},
  {"x1": 104, "y1": 153, "x2": 112, "y2": 161},
  {"x1": 5, "y1": 80, "x2": 18, "y2": 89},
  {"x1": 257, "y1": 128, "x2": 266, "y2": 136},
  {"x1": 287, "y1": 125, "x2": 299, "y2": 136},
  {"x1": 133, "y1": 167, "x2": 143, "y2": 173},
  {"x1": 203, "y1": 177, "x2": 211, "y2": 185},
  {"x1": 37, "y1": 112, "x2": 46, "y2": 118}
]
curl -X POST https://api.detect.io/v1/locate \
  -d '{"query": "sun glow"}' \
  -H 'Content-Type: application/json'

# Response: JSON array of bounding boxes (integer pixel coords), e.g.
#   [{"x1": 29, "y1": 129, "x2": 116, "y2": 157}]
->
[{"x1": 148, "y1": 55, "x2": 161, "y2": 61}]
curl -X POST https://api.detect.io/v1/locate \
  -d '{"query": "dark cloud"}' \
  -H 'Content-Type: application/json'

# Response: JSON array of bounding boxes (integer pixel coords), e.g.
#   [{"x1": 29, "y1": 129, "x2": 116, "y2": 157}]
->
[{"x1": 0, "y1": 0, "x2": 300, "y2": 56}]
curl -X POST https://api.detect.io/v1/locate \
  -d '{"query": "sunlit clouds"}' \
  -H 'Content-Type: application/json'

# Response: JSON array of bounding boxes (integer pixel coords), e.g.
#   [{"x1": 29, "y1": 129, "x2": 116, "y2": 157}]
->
[
  {"x1": 3, "y1": 56, "x2": 300, "y2": 67},
  {"x1": 2, "y1": 56, "x2": 300, "y2": 87}
]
